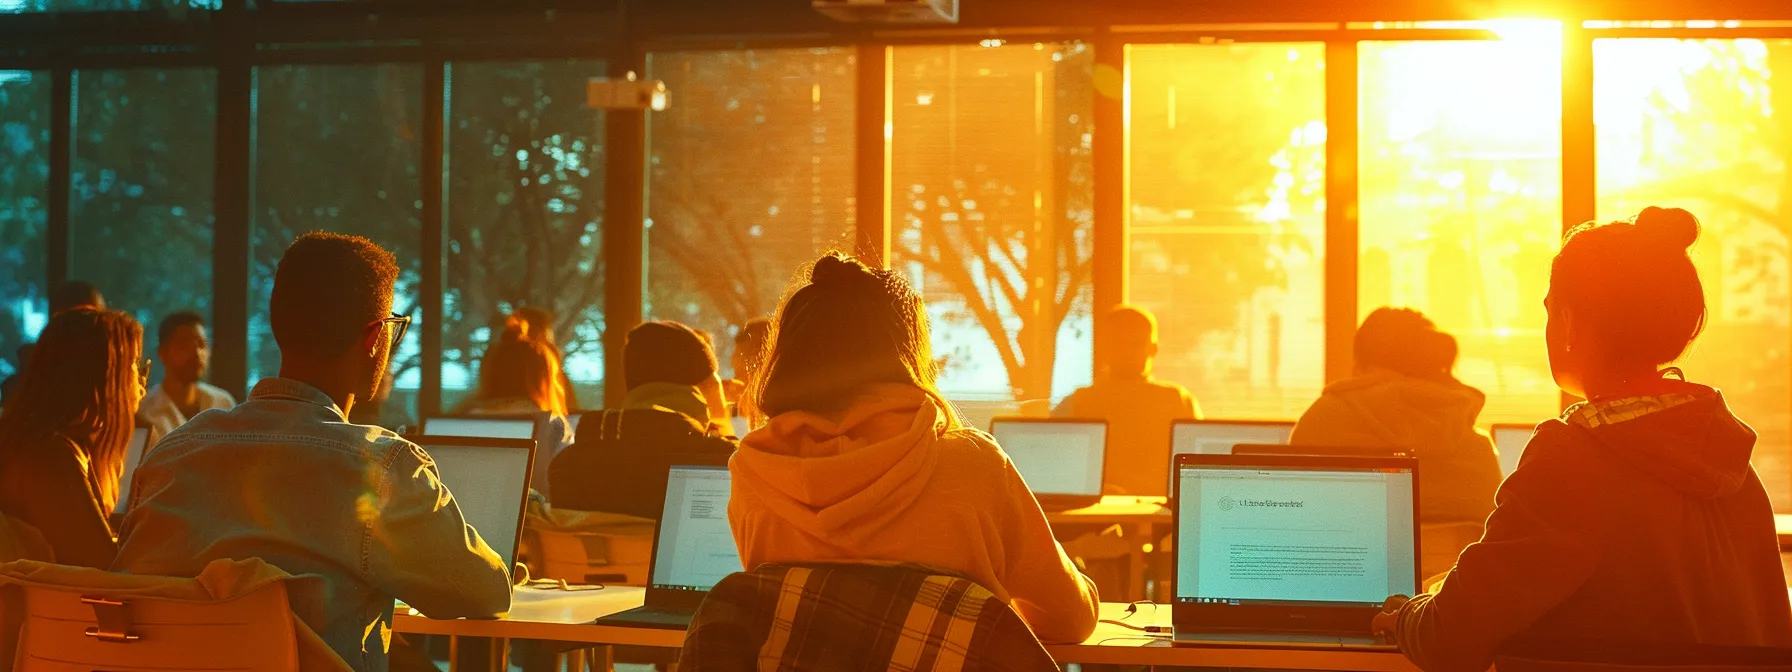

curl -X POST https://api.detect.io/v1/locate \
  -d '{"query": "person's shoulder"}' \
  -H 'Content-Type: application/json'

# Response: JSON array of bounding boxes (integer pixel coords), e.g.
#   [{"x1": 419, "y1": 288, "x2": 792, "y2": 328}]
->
[
  {"x1": 939, "y1": 427, "x2": 1013, "y2": 471},
  {"x1": 196, "y1": 382, "x2": 238, "y2": 408}
]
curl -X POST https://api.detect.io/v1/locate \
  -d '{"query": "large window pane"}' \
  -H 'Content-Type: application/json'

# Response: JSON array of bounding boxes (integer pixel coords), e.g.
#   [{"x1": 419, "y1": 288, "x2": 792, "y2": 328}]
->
[
  {"x1": 250, "y1": 64, "x2": 422, "y2": 424},
  {"x1": 645, "y1": 48, "x2": 857, "y2": 376},
  {"x1": 445, "y1": 59, "x2": 606, "y2": 411},
  {"x1": 0, "y1": 70, "x2": 48, "y2": 381},
  {"x1": 1, "y1": 0, "x2": 217, "y2": 10},
  {"x1": 1594, "y1": 38, "x2": 1792, "y2": 510},
  {"x1": 71, "y1": 68, "x2": 215, "y2": 386},
  {"x1": 1126, "y1": 43, "x2": 1326, "y2": 421},
  {"x1": 1358, "y1": 39, "x2": 1563, "y2": 426},
  {"x1": 889, "y1": 42, "x2": 1095, "y2": 420}
]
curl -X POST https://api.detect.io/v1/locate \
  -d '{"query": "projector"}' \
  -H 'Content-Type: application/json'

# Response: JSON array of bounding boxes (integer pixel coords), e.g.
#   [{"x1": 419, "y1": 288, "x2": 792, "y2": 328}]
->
[
  {"x1": 813, "y1": 0, "x2": 958, "y2": 24},
  {"x1": 586, "y1": 77, "x2": 667, "y2": 111}
]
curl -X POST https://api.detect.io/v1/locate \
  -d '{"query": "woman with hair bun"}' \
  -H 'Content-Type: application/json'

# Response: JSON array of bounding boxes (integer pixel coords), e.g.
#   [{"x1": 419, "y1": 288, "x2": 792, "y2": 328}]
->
[
  {"x1": 1376, "y1": 207, "x2": 1792, "y2": 670},
  {"x1": 728, "y1": 251, "x2": 1100, "y2": 644},
  {"x1": 1293, "y1": 306, "x2": 1503, "y2": 529}
]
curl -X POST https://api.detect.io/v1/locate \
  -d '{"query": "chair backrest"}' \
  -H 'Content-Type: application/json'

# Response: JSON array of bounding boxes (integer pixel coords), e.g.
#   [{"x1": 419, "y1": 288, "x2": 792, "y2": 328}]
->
[
  {"x1": 680, "y1": 563, "x2": 1058, "y2": 672},
  {"x1": 3, "y1": 577, "x2": 300, "y2": 671},
  {"x1": 0, "y1": 516, "x2": 51, "y2": 565},
  {"x1": 519, "y1": 509, "x2": 656, "y2": 586},
  {"x1": 1494, "y1": 637, "x2": 1792, "y2": 672}
]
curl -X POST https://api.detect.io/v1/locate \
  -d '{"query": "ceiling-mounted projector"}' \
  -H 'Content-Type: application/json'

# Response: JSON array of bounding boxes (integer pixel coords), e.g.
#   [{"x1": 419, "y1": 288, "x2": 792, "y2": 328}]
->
[{"x1": 813, "y1": 0, "x2": 958, "y2": 24}]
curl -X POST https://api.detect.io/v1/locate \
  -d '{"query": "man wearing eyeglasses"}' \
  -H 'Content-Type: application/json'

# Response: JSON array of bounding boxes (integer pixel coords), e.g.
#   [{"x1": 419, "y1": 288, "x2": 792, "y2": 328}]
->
[{"x1": 112, "y1": 232, "x2": 511, "y2": 672}]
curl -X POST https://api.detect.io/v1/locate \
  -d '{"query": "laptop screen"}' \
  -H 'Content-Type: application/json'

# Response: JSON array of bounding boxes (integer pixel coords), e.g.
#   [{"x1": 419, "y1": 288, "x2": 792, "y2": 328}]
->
[
  {"x1": 1172, "y1": 421, "x2": 1296, "y2": 457},
  {"x1": 1175, "y1": 461, "x2": 1417, "y2": 608},
  {"x1": 989, "y1": 419, "x2": 1106, "y2": 497},
  {"x1": 1491, "y1": 425, "x2": 1530, "y2": 477},
  {"x1": 114, "y1": 428, "x2": 152, "y2": 515},
  {"x1": 422, "y1": 416, "x2": 537, "y2": 441},
  {"x1": 420, "y1": 439, "x2": 533, "y2": 568},
  {"x1": 650, "y1": 465, "x2": 744, "y2": 592}
]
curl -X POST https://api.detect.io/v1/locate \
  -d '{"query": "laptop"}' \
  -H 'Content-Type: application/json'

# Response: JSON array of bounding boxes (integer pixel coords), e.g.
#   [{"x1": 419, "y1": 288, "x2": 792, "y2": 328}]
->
[
  {"x1": 114, "y1": 427, "x2": 154, "y2": 516},
  {"x1": 596, "y1": 459, "x2": 743, "y2": 629},
  {"x1": 1232, "y1": 444, "x2": 1406, "y2": 458},
  {"x1": 412, "y1": 435, "x2": 536, "y2": 571},
  {"x1": 1170, "y1": 452, "x2": 1419, "y2": 650},
  {"x1": 989, "y1": 418, "x2": 1107, "y2": 511},
  {"x1": 1490, "y1": 424, "x2": 1532, "y2": 477},
  {"x1": 1169, "y1": 420, "x2": 1296, "y2": 492},
  {"x1": 422, "y1": 413, "x2": 557, "y2": 496}
]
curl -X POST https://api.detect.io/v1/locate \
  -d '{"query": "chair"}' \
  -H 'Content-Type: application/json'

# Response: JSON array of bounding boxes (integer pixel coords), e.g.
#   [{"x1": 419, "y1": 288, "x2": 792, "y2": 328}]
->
[
  {"x1": 0, "y1": 574, "x2": 302, "y2": 671},
  {"x1": 0, "y1": 516, "x2": 50, "y2": 565},
  {"x1": 1493, "y1": 637, "x2": 1792, "y2": 672},
  {"x1": 680, "y1": 563, "x2": 1059, "y2": 672},
  {"x1": 519, "y1": 508, "x2": 656, "y2": 586}
]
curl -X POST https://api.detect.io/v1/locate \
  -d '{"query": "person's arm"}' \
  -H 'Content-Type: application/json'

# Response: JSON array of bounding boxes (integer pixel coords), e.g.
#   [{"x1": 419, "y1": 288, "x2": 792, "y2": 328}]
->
[
  {"x1": 367, "y1": 441, "x2": 513, "y2": 619},
  {"x1": 994, "y1": 451, "x2": 1100, "y2": 644},
  {"x1": 10, "y1": 440, "x2": 117, "y2": 568},
  {"x1": 1389, "y1": 424, "x2": 1607, "y2": 672}
]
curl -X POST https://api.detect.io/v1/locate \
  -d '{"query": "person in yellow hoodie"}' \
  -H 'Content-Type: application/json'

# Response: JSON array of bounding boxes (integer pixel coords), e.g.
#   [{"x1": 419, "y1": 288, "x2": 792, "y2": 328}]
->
[
  {"x1": 1292, "y1": 308, "x2": 1502, "y2": 529},
  {"x1": 728, "y1": 251, "x2": 1100, "y2": 645}
]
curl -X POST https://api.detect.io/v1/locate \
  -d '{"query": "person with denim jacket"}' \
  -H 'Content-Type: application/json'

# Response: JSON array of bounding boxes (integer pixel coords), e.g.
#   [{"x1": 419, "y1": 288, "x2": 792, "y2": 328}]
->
[{"x1": 113, "y1": 232, "x2": 512, "y2": 672}]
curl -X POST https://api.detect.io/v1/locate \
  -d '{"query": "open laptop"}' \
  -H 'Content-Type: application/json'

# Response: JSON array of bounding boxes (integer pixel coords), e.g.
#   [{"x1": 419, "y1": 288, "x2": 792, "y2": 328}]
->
[
  {"x1": 412, "y1": 435, "x2": 536, "y2": 571},
  {"x1": 1490, "y1": 424, "x2": 1532, "y2": 477},
  {"x1": 1232, "y1": 444, "x2": 1406, "y2": 458},
  {"x1": 1169, "y1": 420, "x2": 1296, "y2": 492},
  {"x1": 113, "y1": 427, "x2": 154, "y2": 516},
  {"x1": 422, "y1": 413, "x2": 557, "y2": 496},
  {"x1": 1171, "y1": 452, "x2": 1419, "y2": 650},
  {"x1": 989, "y1": 418, "x2": 1106, "y2": 511},
  {"x1": 596, "y1": 459, "x2": 743, "y2": 629}
]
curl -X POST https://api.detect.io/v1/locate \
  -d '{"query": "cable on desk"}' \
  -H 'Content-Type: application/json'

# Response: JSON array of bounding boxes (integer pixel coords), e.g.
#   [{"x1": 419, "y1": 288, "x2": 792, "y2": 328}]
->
[
  {"x1": 1096, "y1": 635, "x2": 1172, "y2": 646},
  {"x1": 1098, "y1": 619, "x2": 1171, "y2": 634},
  {"x1": 522, "y1": 578, "x2": 607, "y2": 592}
]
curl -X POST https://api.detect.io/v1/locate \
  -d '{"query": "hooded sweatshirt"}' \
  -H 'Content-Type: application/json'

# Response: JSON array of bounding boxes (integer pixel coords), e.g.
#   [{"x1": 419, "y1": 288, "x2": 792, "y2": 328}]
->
[
  {"x1": 727, "y1": 384, "x2": 1101, "y2": 644},
  {"x1": 1391, "y1": 383, "x2": 1792, "y2": 672},
  {"x1": 1292, "y1": 369, "x2": 1502, "y2": 525}
]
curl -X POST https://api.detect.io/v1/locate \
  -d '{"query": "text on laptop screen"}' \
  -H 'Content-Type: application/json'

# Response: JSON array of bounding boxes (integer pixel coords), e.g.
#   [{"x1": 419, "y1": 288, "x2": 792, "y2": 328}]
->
[
  {"x1": 1175, "y1": 463, "x2": 1416, "y2": 608},
  {"x1": 990, "y1": 420, "x2": 1106, "y2": 497},
  {"x1": 1492, "y1": 426, "x2": 1530, "y2": 477},
  {"x1": 423, "y1": 417, "x2": 537, "y2": 441},
  {"x1": 423, "y1": 442, "x2": 531, "y2": 568},
  {"x1": 651, "y1": 465, "x2": 744, "y2": 592},
  {"x1": 114, "y1": 428, "x2": 152, "y2": 515},
  {"x1": 1172, "y1": 422, "x2": 1295, "y2": 457}
]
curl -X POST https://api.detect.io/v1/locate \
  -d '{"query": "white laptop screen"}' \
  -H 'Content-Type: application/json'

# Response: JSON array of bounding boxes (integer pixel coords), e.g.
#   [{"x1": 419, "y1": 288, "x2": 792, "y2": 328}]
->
[
  {"x1": 1492, "y1": 426, "x2": 1530, "y2": 477},
  {"x1": 650, "y1": 465, "x2": 744, "y2": 592},
  {"x1": 114, "y1": 428, "x2": 152, "y2": 515},
  {"x1": 1172, "y1": 422, "x2": 1295, "y2": 457},
  {"x1": 422, "y1": 441, "x2": 532, "y2": 568},
  {"x1": 422, "y1": 417, "x2": 537, "y2": 441},
  {"x1": 1175, "y1": 462, "x2": 1416, "y2": 608},
  {"x1": 990, "y1": 420, "x2": 1106, "y2": 497}
]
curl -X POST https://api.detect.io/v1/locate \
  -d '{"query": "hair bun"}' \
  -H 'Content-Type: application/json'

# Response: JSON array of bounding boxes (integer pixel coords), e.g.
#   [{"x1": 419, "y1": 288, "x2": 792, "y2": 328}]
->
[
  {"x1": 1634, "y1": 206, "x2": 1700, "y2": 252},
  {"x1": 500, "y1": 315, "x2": 532, "y2": 342},
  {"x1": 809, "y1": 252, "x2": 871, "y2": 287}
]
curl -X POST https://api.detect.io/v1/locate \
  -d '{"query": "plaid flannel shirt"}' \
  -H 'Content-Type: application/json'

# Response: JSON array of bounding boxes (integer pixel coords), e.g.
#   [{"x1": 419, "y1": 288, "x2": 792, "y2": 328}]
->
[{"x1": 679, "y1": 563, "x2": 1059, "y2": 672}]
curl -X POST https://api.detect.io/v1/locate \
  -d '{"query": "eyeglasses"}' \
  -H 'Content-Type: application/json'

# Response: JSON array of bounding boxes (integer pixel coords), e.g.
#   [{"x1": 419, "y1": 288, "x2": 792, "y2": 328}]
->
[{"x1": 371, "y1": 313, "x2": 412, "y2": 354}]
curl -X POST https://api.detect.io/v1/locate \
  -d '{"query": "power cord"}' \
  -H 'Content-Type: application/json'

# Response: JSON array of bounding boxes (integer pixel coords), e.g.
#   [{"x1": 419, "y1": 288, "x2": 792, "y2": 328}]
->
[{"x1": 1098, "y1": 600, "x2": 1172, "y2": 634}]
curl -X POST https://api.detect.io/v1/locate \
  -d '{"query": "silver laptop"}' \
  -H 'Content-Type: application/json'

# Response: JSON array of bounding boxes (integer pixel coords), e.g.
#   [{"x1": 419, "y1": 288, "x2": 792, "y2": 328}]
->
[
  {"x1": 989, "y1": 418, "x2": 1106, "y2": 511},
  {"x1": 1169, "y1": 420, "x2": 1296, "y2": 491},
  {"x1": 413, "y1": 435, "x2": 536, "y2": 570},
  {"x1": 114, "y1": 427, "x2": 154, "y2": 516},
  {"x1": 1491, "y1": 424, "x2": 1532, "y2": 477},
  {"x1": 1171, "y1": 452, "x2": 1418, "y2": 650},
  {"x1": 422, "y1": 413, "x2": 558, "y2": 496},
  {"x1": 597, "y1": 459, "x2": 744, "y2": 629}
]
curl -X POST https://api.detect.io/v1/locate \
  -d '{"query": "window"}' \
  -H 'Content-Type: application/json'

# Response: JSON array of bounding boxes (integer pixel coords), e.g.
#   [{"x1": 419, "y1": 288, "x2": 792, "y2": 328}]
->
[
  {"x1": 1358, "y1": 39, "x2": 1563, "y2": 426},
  {"x1": 1594, "y1": 38, "x2": 1792, "y2": 510},
  {"x1": 0, "y1": 0, "x2": 217, "y2": 11},
  {"x1": 70, "y1": 68, "x2": 216, "y2": 386},
  {"x1": 249, "y1": 64, "x2": 422, "y2": 423},
  {"x1": 888, "y1": 42, "x2": 1096, "y2": 421},
  {"x1": 444, "y1": 59, "x2": 606, "y2": 411},
  {"x1": 1126, "y1": 43, "x2": 1327, "y2": 421},
  {"x1": 645, "y1": 47, "x2": 857, "y2": 379},
  {"x1": 0, "y1": 70, "x2": 47, "y2": 381}
]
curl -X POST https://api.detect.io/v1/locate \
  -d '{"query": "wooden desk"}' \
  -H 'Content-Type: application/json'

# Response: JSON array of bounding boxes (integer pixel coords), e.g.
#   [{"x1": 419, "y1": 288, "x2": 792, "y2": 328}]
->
[
  {"x1": 397, "y1": 594, "x2": 1416, "y2": 672},
  {"x1": 1046, "y1": 496, "x2": 1172, "y2": 601},
  {"x1": 1777, "y1": 514, "x2": 1791, "y2": 549}
]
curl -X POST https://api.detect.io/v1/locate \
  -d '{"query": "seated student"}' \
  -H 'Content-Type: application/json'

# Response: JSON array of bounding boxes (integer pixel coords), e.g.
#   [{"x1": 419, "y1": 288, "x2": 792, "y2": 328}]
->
[
  {"x1": 137, "y1": 311, "x2": 238, "y2": 439},
  {"x1": 549, "y1": 321, "x2": 735, "y2": 519},
  {"x1": 1292, "y1": 307, "x2": 1501, "y2": 528},
  {"x1": 1053, "y1": 305, "x2": 1200, "y2": 496},
  {"x1": 729, "y1": 252, "x2": 1100, "y2": 645},
  {"x1": 1374, "y1": 207, "x2": 1792, "y2": 668},
  {"x1": 114, "y1": 232, "x2": 512, "y2": 672},
  {"x1": 456, "y1": 315, "x2": 573, "y2": 450},
  {"x1": 514, "y1": 305, "x2": 580, "y2": 413},
  {"x1": 0, "y1": 309, "x2": 144, "y2": 567},
  {"x1": 50, "y1": 279, "x2": 106, "y2": 314}
]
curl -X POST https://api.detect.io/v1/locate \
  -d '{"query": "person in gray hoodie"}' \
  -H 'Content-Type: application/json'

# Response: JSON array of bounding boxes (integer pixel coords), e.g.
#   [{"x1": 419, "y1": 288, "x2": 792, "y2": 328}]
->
[{"x1": 1373, "y1": 207, "x2": 1792, "y2": 671}]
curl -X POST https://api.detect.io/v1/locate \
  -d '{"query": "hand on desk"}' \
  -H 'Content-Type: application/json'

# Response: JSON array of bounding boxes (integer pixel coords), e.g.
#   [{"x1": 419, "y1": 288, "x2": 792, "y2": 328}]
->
[{"x1": 1371, "y1": 594, "x2": 1410, "y2": 644}]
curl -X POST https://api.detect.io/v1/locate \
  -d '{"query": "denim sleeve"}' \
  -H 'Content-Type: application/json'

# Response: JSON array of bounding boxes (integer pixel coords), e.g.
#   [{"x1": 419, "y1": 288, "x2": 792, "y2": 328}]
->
[{"x1": 366, "y1": 440, "x2": 514, "y2": 619}]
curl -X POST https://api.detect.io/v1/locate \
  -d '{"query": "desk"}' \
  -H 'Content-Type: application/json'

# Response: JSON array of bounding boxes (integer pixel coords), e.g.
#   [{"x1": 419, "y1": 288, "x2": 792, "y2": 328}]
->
[
  {"x1": 395, "y1": 594, "x2": 1417, "y2": 672},
  {"x1": 1777, "y1": 514, "x2": 1791, "y2": 548},
  {"x1": 1046, "y1": 496, "x2": 1171, "y2": 601}
]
